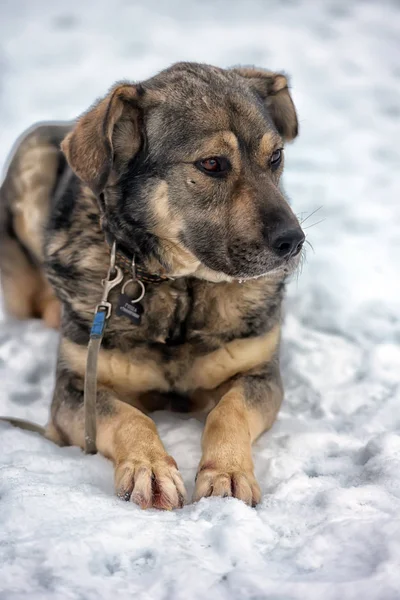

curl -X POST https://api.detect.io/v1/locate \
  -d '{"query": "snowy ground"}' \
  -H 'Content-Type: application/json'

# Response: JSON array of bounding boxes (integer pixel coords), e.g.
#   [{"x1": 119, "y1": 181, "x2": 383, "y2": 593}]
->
[{"x1": 1, "y1": 0, "x2": 400, "y2": 598}]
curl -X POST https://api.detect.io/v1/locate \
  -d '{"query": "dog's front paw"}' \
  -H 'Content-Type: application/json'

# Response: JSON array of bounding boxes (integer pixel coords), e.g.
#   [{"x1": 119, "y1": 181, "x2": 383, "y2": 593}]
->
[
  {"x1": 193, "y1": 464, "x2": 261, "y2": 507},
  {"x1": 115, "y1": 455, "x2": 186, "y2": 510}
]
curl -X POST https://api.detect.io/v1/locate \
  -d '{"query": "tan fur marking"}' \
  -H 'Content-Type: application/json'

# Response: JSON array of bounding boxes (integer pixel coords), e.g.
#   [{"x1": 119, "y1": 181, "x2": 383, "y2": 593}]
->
[
  {"x1": 13, "y1": 145, "x2": 60, "y2": 260},
  {"x1": 148, "y1": 181, "x2": 235, "y2": 281},
  {"x1": 0, "y1": 237, "x2": 60, "y2": 326},
  {"x1": 33, "y1": 277, "x2": 61, "y2": 329},
  {"x1": 181, "y1": 324, "x2": 280, "y2": 391},
  {"x1": 151, "y1": 181, "x2": 178, "y2": 236},
  {"x1": 45, "y1": 421, "x2": 67, "y2": 446},
  {"x1": 51, "y1": 402, "x2": 85, "y2": 448},
  {"x1": 202, "y1": 390, "x2": 254, "y2": 464},
  {"x1": 193, "y1": 388, "x2": 262, "y2": 505},
  {"x1": 221, "y1": 131, "x2": 240, "y2": 152},
  {"x1": 95, "y1": 400, "x2": 162, "y2": 463},
  {"x1": 1, "y1": 258, "x2": 40, "y2": 320},
  {"x1": 96, "y1": 399, "x2": 186, "y2": 509},
  {"x1": 229, "y1": 184, "x2": 261, "y2": 241},
  {"x1": 61, "y1": 339, "x2": 169, "y2": 396},
  {"x1": 149, "y1": 181, "x2": 201, "y2": 277}
]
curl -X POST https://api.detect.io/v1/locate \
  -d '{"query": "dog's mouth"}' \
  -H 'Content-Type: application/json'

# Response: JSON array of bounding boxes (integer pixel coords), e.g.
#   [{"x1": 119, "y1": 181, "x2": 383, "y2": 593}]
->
[
  {"x1": 230, "y1": 252, "x2": 303, "y2": 281},
  {"x1": 199, "y1": 238, "x2": 304, "y2": 281},
  {"x1": 115, "y1": 228, "x2": 304, "y2": 284},
  {"x1": 173, "y1": 224, "x2": 305, "y2": 283},
  {"x1": 187, "y1": 244, "x2": 304, "y2": 284}
]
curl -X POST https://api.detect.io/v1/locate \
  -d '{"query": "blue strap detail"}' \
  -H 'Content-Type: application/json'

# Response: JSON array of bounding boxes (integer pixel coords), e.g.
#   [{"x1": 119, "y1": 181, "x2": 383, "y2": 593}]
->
[{"x1": 90, "y1": 309, "x2": 107, "y2": 338}]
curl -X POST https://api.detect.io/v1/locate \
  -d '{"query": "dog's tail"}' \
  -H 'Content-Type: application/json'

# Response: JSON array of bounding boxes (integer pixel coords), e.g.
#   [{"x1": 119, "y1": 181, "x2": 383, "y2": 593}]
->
[
  {"x1": 0, "y1": 416, "x2": 47, "y2": 436},
  {"x1": 0, "y1": 417, "x2": 65, "y2": 446}
]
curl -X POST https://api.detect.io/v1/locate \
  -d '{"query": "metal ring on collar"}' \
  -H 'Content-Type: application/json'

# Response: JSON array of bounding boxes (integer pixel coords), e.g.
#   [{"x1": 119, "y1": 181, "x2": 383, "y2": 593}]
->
[{"x1": 121, "y1": 279, "x2": 146, "y2": 303}]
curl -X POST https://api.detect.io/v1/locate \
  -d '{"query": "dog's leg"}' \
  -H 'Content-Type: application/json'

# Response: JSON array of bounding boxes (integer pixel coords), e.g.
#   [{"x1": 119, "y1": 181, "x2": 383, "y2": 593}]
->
[
  {"x1": 193, "y1": 361, "x2": 283, "y2": 506},
  {"x1": 0, "y1": 236, "x2": 61, "y2": 329},
  {"x1": 48, "y1": 368, "x2": 186, "y2": 510}
]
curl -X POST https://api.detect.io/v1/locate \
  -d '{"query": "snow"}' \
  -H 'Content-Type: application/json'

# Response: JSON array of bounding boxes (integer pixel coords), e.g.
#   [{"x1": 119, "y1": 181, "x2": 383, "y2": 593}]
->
[{"x1": 1, "y1": 0, "x2": 400, "y2": 598}]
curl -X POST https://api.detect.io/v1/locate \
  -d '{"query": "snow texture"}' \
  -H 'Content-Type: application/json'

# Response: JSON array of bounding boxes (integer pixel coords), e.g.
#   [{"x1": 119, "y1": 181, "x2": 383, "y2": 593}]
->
[{"x1": 1, "y1": 1, "x2": 400, "y2": 598}]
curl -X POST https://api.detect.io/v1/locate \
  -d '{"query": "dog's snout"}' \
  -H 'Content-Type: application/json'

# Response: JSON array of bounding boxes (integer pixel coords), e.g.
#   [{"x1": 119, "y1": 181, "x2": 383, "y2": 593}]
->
[{"x1": 271, "y1": 227, "x2": 305, "y2": 259}]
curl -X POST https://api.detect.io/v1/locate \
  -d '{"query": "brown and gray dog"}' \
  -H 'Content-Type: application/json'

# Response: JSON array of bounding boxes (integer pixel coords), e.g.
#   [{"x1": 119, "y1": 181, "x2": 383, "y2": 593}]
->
[{"x1": 0, "y1": 62, "x2": 304, "y2": 509}]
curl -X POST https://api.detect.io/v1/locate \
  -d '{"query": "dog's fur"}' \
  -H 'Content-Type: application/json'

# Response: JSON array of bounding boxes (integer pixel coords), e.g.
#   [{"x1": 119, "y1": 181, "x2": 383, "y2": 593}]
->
[{"x1": 0, "y1": 62, "x2": 304, "y2": 509}]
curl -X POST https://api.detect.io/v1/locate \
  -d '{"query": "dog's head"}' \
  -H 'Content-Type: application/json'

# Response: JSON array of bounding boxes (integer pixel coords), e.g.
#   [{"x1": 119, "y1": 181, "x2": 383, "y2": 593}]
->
[{"x1": 62, "y1": 62, "x2": 304, "y2": 281}]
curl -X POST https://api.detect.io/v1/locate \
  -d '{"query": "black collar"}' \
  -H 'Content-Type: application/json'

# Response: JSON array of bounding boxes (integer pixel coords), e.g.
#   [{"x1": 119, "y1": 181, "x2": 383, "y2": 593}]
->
[{"x1": 114, "y1": 246, "x2": 171, "y2": 285}]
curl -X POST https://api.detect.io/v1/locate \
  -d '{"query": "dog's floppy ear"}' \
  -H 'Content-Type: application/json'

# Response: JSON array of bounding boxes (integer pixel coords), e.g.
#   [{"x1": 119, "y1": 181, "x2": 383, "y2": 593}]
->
[
  {"x1": 232, "y1": 67, "x2": 298, "y2": 142},
  {"x1": 61, "y1": 83, "x2": 142, "y2": 193}
]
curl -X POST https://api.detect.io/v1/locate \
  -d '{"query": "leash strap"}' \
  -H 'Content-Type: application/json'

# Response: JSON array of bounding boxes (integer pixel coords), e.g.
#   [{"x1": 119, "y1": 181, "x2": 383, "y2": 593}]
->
[
  {"x1": 84, "y1": 312, "x2": 106, "y2": 454},
  {"x1": 83, "y1": 237, "x2": 163, "y2": 454},
  {"x1": 84, "y1": 244, "x2": 123, "y2": 454}
]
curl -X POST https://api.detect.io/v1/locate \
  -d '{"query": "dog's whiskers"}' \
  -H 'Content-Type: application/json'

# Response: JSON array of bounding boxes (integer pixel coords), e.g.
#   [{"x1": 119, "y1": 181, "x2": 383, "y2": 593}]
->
[
  {"x1": 302, "y1": 218, "x2": 325, "y2": 231},
  {"x1": 299, "y1": 205, "x2": 323, "y2": 226},
  {"x1": 295, "y1": 248, "x2": 307, "y2": 284},
  {"x1": 305, "y1": 238, "x2": 315, "y2": 254}
]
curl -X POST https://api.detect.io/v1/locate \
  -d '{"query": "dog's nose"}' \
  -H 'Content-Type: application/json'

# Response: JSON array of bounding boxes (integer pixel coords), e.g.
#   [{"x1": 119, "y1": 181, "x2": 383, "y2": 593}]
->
[{"x1": 271, "y1": 228, "x2": 305, "y2": 258}]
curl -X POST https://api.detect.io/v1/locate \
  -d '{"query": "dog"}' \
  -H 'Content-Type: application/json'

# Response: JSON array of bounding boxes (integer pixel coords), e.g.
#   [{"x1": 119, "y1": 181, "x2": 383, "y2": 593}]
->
[{"x1": 0, "y1": 62, "x2": 304, "y2": 509}]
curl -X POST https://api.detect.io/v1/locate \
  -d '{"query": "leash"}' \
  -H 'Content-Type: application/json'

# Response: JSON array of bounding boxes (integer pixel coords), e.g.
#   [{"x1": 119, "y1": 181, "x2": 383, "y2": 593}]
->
[
  {"x1": 83, "y1": 240, "x2": 169, "y2": 454},
  {"x1": 84, "y1": 242, "x2": 123, "y2": 453}
]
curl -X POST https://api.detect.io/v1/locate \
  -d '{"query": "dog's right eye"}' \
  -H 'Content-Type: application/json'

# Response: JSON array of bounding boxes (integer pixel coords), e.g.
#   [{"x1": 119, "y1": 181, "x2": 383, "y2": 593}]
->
[{"x1": 195, "y1": 157, "x2": 231, "y2": 177}]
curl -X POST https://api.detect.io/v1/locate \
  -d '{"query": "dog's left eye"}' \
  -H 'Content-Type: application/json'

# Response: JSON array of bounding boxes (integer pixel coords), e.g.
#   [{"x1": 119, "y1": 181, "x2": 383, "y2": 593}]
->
[
  {"x1": 195, "y1": 157, "x2": 231, "y2": 177},
  {"x1": 270, "y1": 149, "x2": 283, "y2": 168}
]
